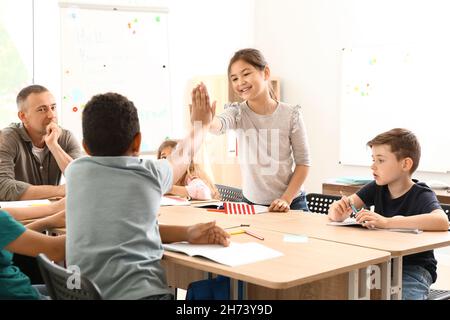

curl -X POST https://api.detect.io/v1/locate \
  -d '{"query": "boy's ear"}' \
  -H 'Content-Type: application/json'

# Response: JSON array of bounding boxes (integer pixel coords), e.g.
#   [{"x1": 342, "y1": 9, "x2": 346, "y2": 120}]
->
[
  {"x1": 131, "y1": 132, "x2": 142, "y2": 156},
  {"x1": 264, "y1": 65, "x2": 271, "y2": 80},
  {"x1": 402, "y1": 157, "x2": 413, "y2": 172},
  {"x1": 82, "y1": 140, "x2": 92, "y2": 155}
]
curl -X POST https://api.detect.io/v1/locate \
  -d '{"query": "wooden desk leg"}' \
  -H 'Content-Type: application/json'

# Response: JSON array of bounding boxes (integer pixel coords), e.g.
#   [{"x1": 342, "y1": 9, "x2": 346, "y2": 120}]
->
[
  {"x1": 230, "y1": 280, "x2": 248, "y2": 300},
  {"x1": 230, "y1": 279, "x2": 239, "y2": 300},
  {"x1": 390, "y1": 257, "x2": 403, "y2": 300},
  {"x1": 380, "y1": 260, "x2": 391, "y2": 300},
  {"x1": 348, "y1": 267, "x2": 370, "y2": 300},
  {"x1": 242, "y1": 281, "x2": 248, "y2": 299},
  {"x1": 360, "y1": 267, "x2": 370, "y2": 299}
]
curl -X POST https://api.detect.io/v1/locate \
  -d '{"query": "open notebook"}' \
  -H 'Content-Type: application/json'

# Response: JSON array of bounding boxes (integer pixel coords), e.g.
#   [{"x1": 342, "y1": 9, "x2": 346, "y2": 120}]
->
[
  {"x1": 327, "y1": 218, "x2": 422, "y2": 234},
  {"x1": 163, "y1": 242, "x2": 283, "y2": 267},
  {"x1": 190, "y1": 200, "x2": 223, "y2": 208},
  {"x1": 327, "y1": 217, "x2": 362, "y2": 227},
  {"x1": 160, "y1": 196, "x2": 190, "y2": 206},
  {"x1": 0, "y1": 199, "x2": 51, "y2": 208}
]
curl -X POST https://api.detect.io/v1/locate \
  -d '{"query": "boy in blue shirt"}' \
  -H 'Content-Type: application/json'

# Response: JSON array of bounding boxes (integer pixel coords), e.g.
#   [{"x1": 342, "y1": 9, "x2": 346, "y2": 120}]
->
[
  {"x1": 66, "y1": 90, "x2": 230, "y2": 300},
  {"x1": 328, "y1": 128, "x2": 449, "y2": 299}
]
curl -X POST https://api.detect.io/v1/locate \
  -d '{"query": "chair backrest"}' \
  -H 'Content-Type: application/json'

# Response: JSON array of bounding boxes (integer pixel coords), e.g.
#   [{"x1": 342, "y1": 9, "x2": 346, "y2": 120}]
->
[
  {"x1": 306, "y1": 193, "x2": 341, "y2": 215},
  {"x1": 215, "y1": 184, "x2": 244, "y2": 202},
  {"x1": 37, "y1": 253, "x2": 102, "y2": 300}
]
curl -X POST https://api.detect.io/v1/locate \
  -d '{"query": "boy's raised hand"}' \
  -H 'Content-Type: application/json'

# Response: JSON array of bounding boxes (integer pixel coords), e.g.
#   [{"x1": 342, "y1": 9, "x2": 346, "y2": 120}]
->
[
  {"x1": 187, "y1": 221, "x2": 230, "y2": 246},
  {"x1": 190, "y1": 83, "x2": 216, "y2": 127}
]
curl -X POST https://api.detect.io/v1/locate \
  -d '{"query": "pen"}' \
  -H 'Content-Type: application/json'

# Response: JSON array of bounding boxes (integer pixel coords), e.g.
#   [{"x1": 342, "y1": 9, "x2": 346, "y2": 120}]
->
[
  {"x1": 245, "y1": 230, "x2": 264, "y2": 240},
  {"x1": 349, "y1": 202, "x2": 359, "y2": 218},
  {"x1": 340, "y1": 191, "x2": 358, "y2": 218}
]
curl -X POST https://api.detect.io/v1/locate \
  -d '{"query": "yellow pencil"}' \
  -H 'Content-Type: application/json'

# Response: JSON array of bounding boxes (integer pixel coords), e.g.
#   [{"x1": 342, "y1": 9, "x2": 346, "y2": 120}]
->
[{"x1": 229, "y1": 229, "x2": 245, "y2": 235}]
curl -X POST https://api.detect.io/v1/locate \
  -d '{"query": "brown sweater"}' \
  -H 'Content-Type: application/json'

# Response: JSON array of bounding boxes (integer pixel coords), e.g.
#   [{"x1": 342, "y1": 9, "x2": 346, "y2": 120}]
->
[{"x1": 0, "y1": 123, "x2": 82, "y2": 200}]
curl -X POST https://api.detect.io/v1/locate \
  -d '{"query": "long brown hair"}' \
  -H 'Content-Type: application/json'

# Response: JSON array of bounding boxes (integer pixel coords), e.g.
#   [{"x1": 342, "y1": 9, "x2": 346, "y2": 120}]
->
[
  {"x1": 227, "y1": 48, "x2": 277, "y2": 100},
  {"x1": 157, "y1": 139, "x2": 220, "y2": 199}
]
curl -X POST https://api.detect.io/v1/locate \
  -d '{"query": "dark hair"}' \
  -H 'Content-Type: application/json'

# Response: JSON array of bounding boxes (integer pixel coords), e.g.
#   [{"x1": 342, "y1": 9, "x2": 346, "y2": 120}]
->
[
  {"x1": 16, "y1": 85, "x2": 49, "y2": 111},
  {"x1": 227, "y1": 48, "x2": 277, "y2": 100},
  {"x1": 367, "y1": 128, "x2": 421, "y2": 174},
  {"x1": 82, "y1": 92, "x2": 140, "y2": 156}
]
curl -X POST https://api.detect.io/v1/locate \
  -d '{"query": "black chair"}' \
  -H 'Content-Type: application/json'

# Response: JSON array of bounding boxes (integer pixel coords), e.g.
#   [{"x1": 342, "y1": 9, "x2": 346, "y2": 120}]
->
[
  {"x1": 37, "y1": 253, "x2": 102, "y2": 300},
  {"x1": 427, "y1": 203, "x2": 450, "y2": 300},
  {"x1": 215, "y1": 184, "x2": 244, "y2": 202},
  {"x1": 442, "y1": 204, "x2": 450, "y2": 221},
  {"x1": 428, "y1": 288, "x2": 450, "y2": 300},
  {"x1": 13, "y1": 254, "x2": 43, "y2": 284},
  {"x1": 306, "y1": 193, "x2": 341, "y2": 215}
]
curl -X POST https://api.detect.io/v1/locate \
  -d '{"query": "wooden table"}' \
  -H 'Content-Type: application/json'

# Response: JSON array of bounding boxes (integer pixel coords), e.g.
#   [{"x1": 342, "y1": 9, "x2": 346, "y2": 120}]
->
[
  {"x1": 250, "y1": 211, "x2": 450, "y2": 299},
  {"x1": 159, "y1": 206, "x2": 391, "y2": 300}
]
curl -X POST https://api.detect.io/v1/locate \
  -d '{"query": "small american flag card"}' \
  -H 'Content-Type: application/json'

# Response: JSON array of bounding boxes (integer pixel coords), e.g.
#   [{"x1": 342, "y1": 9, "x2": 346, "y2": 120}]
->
[{"x1": 223, "y1": 202, "x2": 268, "y2": 214}]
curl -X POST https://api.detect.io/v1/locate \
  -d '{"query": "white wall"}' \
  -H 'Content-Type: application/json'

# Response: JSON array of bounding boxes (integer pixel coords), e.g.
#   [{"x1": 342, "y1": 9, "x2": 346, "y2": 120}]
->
[
  {"x1": 25, "y1": 0, "x2": 450, "y2": 190},
  {"x1": 33, "y1": 0, "x2": 255, "y2": 139},
  {"x1": 254, "y1": 0, "x2": 450, "y2": 194}
]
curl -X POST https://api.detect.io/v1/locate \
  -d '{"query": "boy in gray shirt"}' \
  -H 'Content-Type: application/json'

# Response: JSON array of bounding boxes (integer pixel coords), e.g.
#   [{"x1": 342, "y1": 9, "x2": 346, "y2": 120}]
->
[{"x1": 66, "y1": 91, "x2": 229, "y2": 300}]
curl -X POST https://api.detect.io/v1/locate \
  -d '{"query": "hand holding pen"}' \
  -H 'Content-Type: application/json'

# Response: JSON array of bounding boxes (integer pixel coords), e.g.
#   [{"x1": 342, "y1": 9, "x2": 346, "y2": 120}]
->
[{"x1": 338, "y1": 191, "x2": 359, "y2": 218}]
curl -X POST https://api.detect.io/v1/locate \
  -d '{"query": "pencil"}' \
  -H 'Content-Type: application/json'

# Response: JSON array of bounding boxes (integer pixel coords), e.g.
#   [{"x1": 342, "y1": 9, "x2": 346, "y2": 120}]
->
[
  {"x1": 245, "y1": 230, "x2": 264, "y2": 240},
  {"x1": 229, "y1": 229, "x2": 245, "y2": 235}
]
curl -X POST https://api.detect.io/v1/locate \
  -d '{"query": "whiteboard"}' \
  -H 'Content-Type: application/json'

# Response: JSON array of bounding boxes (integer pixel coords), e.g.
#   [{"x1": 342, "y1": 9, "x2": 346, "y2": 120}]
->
[
  {"x1": 59, "y1": 3, "x2": 172, "y2": 153},
  {"x1": 339, "y1": 45, "x2": 450, "y2": 173}
]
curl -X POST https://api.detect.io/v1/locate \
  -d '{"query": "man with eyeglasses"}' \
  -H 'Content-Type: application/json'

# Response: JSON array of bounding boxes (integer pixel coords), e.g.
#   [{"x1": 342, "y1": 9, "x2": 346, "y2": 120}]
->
[{"x1": 0, "y1": 85, "x2": 81, "y2": 201}]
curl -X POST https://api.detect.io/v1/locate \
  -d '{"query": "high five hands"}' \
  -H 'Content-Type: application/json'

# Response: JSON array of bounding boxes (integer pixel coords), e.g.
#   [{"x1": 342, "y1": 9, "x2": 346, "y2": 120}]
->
[{"x1": 190, "y1": 83, "x2": 216, "y2": 127}]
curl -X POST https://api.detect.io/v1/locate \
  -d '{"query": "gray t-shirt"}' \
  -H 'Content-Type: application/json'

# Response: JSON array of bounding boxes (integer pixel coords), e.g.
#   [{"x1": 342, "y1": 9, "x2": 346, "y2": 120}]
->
[
  {"x1": 66, "y1": 156, "x2": 173, "y2": 300},
  {"x1": 216, "y1": 101, "x2": 311, "y2": 204},
  {"x1": 0, "y1": 122, "x2": 82, "y2": 200}
]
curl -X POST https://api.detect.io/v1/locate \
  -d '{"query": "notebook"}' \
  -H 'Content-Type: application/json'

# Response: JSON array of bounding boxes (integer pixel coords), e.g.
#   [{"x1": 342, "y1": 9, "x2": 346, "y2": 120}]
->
[
  {"x1": 327, "y1": 217, "x2": 362, "y2": 227},
  {"x1": 0, "y1": 199, "x2": 51, "y2": 208},
  {"x1": 333, "y1": 176, "x2": 373, "y2": 185},
  {"x1": 327, "y1": 218, "x2": 423, "y2": 233},
  {"x1": 190, "y1": 200, "x2": 224, "y2": 209},
  {"x1": 163, "y1": 242, "x2": 283, "y2": 267},
  {"x1": 160, "y1": 196, "x2": 190, "y2": 206}
]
